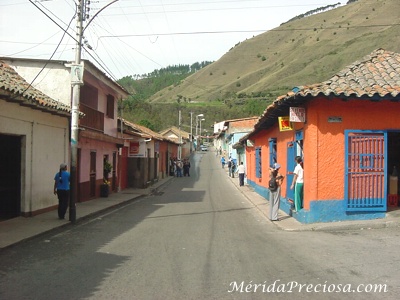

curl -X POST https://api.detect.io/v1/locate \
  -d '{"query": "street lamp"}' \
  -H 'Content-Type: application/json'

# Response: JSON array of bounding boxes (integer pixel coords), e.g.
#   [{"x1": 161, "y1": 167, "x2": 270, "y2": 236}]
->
[
  {"x1": 195, "y1": 114, "x2": 204, "y2": 136},
  {"x1": 199, "y1": 118, "x2": 205, "y2": 145},
  {"x1": 190, "y1": 112, "x2": 193, "y2": 153},
  {"x1": 195, "y1": 114, "x2": 204, "y2": 151}
]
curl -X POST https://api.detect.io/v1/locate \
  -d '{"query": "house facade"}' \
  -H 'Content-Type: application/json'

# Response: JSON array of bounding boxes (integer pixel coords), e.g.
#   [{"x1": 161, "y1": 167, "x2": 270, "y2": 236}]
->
[
  {"x1": 223, "y1": 117, "x2": 258, "y2": 164},
  {"x1": 0, "y1": 60, "x2": 71, "y2": 218},
  {"x1": 159, "y1": 126, "x2": 191, "y2": 159},
  {"x1": 2, "y1": 58, "x2": 129, "y2": 201},
  {"x1": 213, "y1": 117, "x2": 258, "y2": 165},
  {"x1": 240, "y1": 49, "x2": 400, "y2": 223},
  {"x1": 120, "y1": 119, "x2": 179, "y2": 188}
]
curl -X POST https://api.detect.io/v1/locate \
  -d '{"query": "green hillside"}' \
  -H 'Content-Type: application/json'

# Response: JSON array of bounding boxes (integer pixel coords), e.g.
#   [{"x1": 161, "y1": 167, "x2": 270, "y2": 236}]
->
[
  {"x1": 149, "y1": 0, "x2": 400, "y2": 103},
  {"x1": 119, "y1": 0, "x2": 400, "y2": 132}
]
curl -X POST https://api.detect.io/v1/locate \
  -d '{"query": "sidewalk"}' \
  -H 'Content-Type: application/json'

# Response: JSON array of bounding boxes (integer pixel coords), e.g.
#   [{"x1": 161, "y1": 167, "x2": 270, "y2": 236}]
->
[
  {"x1": 223, "y1": 164, "x2": 400, "y2": 232},
  {"x1": 0, "y1": 177, "x2": 174, "y2": 249}
]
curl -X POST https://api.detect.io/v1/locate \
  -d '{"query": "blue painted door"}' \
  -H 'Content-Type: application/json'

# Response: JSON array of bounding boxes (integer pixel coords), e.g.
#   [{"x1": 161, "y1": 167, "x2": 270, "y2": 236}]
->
[
  {"x1": 345, "y1": 131, "x2": 387, "y2": 211},
  {"x1": 286, "y1": 141, "x2": 296, "y2": 201}
]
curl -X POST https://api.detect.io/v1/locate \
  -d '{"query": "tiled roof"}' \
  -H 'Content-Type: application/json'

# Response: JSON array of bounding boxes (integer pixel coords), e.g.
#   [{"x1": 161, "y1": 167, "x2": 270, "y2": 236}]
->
[
  {"x1": 121, "y1": 118, "x2": 178, "y2": 143},
  {"x1": 277, "y1": 48, "x2": 400, "y2": 101},
  {"x1": 252, "y1": 48, "x2": 400, "y2": 133},
  {"x1": 0, "y1": 60, "x2": 72, "y2": 115},
  {"x1": 159, "y1": 126, "x2": 191, "y2": 139}
]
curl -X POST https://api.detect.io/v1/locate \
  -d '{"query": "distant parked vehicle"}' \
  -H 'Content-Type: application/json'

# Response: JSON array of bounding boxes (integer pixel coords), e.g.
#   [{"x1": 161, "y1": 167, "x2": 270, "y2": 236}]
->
[{"x1": 200, "y1": 145, "x2": 208, "y2": 151}]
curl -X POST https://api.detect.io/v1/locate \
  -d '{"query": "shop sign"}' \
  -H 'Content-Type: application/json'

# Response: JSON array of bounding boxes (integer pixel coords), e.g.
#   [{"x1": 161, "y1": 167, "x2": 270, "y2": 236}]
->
[
  {"x1": 290, "y1": 107, "x2": 306, "y2": 122},
  {"x1": 129, "y1": 140, "x2": 145, "y2": 157},
  {"x1": 278, "y1": 116, "x2": 294, "y2": 131}
]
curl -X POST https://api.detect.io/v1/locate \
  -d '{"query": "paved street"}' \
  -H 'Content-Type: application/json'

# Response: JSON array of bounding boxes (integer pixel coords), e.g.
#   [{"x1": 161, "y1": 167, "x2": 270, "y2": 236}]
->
[{"x1": 1, "y1": 152, "x2": 399, "y2": 299}]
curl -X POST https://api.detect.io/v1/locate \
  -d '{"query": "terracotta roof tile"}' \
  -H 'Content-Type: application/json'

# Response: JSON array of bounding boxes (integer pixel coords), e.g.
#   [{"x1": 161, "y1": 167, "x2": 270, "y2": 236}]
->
[
  {"x1": 0, "y1": 60, "x2": 72, "y2": 115},
  {"x1": 250, "y1": 48, "x2": 400, "y2": 135},
  {"x1": 121, "y1": 118, "x2": 173, "y2": 141}
]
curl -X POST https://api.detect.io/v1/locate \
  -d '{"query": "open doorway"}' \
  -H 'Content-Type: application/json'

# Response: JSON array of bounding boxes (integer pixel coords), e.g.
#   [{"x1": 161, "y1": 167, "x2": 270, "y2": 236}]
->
[
  {"x1": 387, "y1": 132, "x2": 400, "y2": 210},
  {"x1": 0, "y1": 134, "x2": 21, "y2": 220}
]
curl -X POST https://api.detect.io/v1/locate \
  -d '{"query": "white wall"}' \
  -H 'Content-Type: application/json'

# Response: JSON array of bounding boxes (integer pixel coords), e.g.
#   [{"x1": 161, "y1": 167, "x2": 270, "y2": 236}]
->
[
  {"x1": 4, "y1": 60, "x2": 72, "y2": 105},
  {"x1": 0, "y1": 101, "x2": 69, "y2": 214}
]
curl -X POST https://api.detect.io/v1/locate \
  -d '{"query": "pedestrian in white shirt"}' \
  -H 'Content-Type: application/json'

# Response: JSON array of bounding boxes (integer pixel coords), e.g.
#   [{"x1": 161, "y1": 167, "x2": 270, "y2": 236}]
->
[
  {"x1": 290, "y1": 156, "x2": 304, "y2": 211},
  {"x1": 237, "y1": 162, "x2": 246, "y2": 186}
]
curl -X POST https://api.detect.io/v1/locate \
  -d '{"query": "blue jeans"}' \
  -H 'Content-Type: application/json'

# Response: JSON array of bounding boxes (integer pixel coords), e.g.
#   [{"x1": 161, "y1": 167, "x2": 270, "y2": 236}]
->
[{"x1": 239, "y1": 173, "x2": 245, "y2": 186}]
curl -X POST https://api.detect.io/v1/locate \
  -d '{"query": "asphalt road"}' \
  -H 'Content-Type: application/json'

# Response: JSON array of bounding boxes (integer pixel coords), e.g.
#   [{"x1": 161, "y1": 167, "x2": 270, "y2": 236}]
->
[{"x1": 0, "y1": 152, "x2": 399, "y2": 300}]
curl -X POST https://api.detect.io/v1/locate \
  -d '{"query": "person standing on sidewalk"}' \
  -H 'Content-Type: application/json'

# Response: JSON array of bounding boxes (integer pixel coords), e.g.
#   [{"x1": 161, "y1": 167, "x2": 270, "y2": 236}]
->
[
  {"x1": 237, "y1": 162, "x2": 246, "y2": 186},
  {"x1": 231, "y1": 160, "x2": 236, "y2": 178},
  {"x1": 176, "y1": 159, "x2": 183, "y2": 177},
  {"x1": 227, "y1": 159, "x2": 232, "y2": 176},
  {"x1": 183, "y1": 158, "x2": 191, "y2": 176},
  {"x1": 269, "y1": 163, "x2": 284, "y2": 221},
  {"x1": 53, "y1": 163, "x2": 70, "y2": 220},
  {"x1": 290, "y1": 156, "x2": 304, "y2": 212}
]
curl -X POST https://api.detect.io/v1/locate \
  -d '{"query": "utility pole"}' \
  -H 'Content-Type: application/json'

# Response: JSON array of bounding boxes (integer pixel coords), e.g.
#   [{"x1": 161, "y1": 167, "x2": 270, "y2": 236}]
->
[
  {"x1": 69, "y1": 0, "x2": 118, "y2": 222},
  {"x1": 190, "y1": 112, "x2": 193, "y2": 153},
  {"x1": 178, "y1": 110, "x2": 182, "y2": 159},
  {"x1": 69, "y1": 0, "x2": 85, "y2": 222}
]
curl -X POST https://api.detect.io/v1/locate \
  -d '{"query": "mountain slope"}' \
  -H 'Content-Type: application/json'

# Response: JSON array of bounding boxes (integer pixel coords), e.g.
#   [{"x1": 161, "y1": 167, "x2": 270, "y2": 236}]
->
[{"x1": 148, "y1": 0, "x2": 400, "y2": 103}]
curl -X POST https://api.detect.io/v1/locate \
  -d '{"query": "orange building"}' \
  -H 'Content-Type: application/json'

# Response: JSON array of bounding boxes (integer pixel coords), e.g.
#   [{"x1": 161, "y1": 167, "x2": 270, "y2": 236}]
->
[{"x1": 240, "y1": 49, "x2": 400, "y2": 223}]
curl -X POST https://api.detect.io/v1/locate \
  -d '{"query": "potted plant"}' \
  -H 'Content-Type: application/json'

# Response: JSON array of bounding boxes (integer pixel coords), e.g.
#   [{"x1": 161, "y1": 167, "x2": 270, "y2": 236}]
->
[
  {"x1": 101, "y1": 160, "x2": 112, "y2": 197},
  {"x1": 103, "y1": 160, "x2": 113, "y2": 180},
  {"x1": 100, "y1": 179, "x2": 110, "y2": 197}
]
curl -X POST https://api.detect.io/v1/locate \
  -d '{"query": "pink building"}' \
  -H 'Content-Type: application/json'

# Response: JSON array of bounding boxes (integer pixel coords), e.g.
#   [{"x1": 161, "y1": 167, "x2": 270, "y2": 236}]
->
[{"x1": 1, "y1": 58, "x2": 129, "y2": 201}]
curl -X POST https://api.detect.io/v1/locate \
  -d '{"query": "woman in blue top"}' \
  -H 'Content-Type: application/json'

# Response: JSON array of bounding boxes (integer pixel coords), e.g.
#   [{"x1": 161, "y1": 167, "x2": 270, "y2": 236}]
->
[{"x1": 54, "y1": 163, "x2": 70, "y2": 219}]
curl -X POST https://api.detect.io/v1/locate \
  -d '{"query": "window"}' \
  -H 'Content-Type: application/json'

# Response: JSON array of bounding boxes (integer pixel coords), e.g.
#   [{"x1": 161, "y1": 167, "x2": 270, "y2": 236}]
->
[
  {"x1": 80, "y1": 84, "x2": 98, "y2": 109},
  {"x1": 269, "y1": 138, "x2": 277, "y2": 167},
  {"x1": 106, "y1": 94, "x2": 115, "y2": 119},
  {"x1": 255, "y1": 147, "x2": 262, "y2": 178}
]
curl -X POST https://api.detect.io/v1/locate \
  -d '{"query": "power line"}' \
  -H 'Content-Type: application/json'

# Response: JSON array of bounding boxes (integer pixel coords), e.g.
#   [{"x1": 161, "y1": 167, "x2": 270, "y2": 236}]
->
[
  {"x1": 9, "y1": 1, "x2": 76, "y2": 101},
  {"x1": 25, "y1": 0, "x2": 121, "y2": 82},
  {"x1": 102, "y1": 2, "x2": 336, "y2": 13},
  {"x1": 95, "y1": 23, "x2": 400, "y2": 40}
]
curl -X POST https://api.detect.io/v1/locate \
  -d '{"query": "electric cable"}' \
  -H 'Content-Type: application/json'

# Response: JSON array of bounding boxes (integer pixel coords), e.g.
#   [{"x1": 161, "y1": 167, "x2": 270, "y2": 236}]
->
[{"x1": 8, "y1": 4, "x2": 76, "y2": 101}]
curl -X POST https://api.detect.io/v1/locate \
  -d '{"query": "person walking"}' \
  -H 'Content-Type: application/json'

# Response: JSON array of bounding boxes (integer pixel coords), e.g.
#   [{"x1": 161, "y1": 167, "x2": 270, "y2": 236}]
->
[
  {"x1": 183, "y1": 159, "x2": 191, "y2": 176},
  {"x1": 220, "y1": 156, "x2": 226, "y2": 168},
  {"x1": 176, "y1": 159, "x2": 183, "y2": 177},
  {"x1": 290, "y1": 156, "x2": 304, "y2": 212},
  {"x1": 227, "y1": 159, "x2": 232, "y2": 176},
  {"x1": 231, "y1": 160, "x2": 236, "y2": 178},
  {"x1": 237, "y1": 162, "x2": 246, "y2": 186},
  {"x1": 53, "y1": 163, "x2": 70, "y2": 220},
  {"x1": 269, "y1": 163, "x2": 284, "y2": 221}
]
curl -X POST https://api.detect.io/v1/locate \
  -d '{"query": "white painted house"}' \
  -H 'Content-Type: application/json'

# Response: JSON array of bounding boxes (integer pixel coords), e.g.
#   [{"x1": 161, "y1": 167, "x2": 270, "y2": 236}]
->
[{"x1": 0, "y1": 60, "x2": 71, "y2": 218}]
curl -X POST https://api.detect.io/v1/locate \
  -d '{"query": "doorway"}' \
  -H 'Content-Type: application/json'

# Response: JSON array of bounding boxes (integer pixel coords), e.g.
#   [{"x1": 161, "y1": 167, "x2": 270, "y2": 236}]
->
[
  {"x1": 0, "y1": 134, "x2": 21, "y2": 220},
  {"x1": 387, "y1": 131, "x2": 400, "y2": 209}
]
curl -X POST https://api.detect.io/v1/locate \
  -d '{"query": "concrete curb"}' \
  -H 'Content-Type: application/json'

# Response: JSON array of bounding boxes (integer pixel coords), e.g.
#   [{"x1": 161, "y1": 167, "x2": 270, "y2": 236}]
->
[
  {"x1": 0, "y1": 176, "x2": 175, "y2": 250},
  {"x1": 223, "y1": 164, "x2": 400, "y2": 232}
]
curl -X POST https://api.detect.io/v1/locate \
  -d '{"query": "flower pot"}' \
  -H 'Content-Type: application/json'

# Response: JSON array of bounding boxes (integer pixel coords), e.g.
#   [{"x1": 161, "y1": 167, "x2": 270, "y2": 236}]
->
[{"x1": 100, "y1": 184, "x2": 109, "y2": 197}]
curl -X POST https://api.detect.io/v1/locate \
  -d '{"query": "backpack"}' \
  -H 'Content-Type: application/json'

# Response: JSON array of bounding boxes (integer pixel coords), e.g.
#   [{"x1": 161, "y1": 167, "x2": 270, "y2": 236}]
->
[
  {"x1": 227, "y1": 161, "x2": 232, "y2": 168},
  {"x1": 269, "y1": 173, "x2": 278, "y2": 191}
]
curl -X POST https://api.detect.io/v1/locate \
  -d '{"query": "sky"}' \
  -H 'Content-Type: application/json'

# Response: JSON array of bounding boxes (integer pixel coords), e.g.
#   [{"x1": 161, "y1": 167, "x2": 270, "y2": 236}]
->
[{"x1": 0, "y1": 0, "x2": 338, "y2": 81}]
